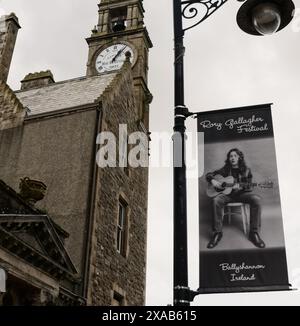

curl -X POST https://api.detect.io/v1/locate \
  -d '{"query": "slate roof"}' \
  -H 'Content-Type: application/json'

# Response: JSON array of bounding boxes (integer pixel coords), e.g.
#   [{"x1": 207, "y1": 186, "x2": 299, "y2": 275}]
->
[{"x1": 15, "y1": 73, "x2": 117, "y2": 116}]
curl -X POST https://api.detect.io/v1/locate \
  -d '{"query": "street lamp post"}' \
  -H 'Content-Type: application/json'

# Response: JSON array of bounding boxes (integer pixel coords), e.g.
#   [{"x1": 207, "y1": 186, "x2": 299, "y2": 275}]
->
[
  {"x1": 172, "y1": 0, "x2": 229, "y2": 307},
  {"x1": 173, "y1": 0, "x2": 189, "y2": 307},
  {"x1": 172, "y1": 0, "x2": 295, "y2": 307}
]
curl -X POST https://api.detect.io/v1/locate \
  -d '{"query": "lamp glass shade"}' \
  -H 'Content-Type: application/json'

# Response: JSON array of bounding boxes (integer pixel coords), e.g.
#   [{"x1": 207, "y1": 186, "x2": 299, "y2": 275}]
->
[
  {"x1": 237, "y1": 0, "x2": 295, "y2": 36},
  {"x1": 252, "y1": 2, "x2": 282, "y2": 35}
]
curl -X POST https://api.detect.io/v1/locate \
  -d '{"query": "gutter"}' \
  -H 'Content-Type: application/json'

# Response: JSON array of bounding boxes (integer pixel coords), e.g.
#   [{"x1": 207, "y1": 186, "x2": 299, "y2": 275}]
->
[{"x1": 81, "y1": 102, "x2": 103, "y2": 302}]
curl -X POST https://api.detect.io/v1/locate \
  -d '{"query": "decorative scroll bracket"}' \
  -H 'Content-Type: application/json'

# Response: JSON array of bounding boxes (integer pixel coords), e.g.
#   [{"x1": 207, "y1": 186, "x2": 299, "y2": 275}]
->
[{"x1": 181, "y1": 0, "x2": 228, "y2": 33}]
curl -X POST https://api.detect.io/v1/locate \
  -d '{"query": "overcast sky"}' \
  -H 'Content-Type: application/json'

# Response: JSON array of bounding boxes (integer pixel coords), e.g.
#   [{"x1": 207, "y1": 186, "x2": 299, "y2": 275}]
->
[{"x1": 1, "y1": 0, "x2": 300, "y2": 306}]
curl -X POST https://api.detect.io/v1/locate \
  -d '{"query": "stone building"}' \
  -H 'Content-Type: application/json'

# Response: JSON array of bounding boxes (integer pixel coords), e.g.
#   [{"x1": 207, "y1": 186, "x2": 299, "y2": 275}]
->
[{"x1": 0, "y1": 0, "x2": 152, "y2": 306}]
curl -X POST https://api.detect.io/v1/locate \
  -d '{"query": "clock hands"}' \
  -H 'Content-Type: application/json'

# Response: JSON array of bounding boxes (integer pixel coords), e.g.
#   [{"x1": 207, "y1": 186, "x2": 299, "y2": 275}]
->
[
  {"x1": 111, "y1": 45, "x2": 127, "y2": 63},
  {"x1": 96, "y1": 44, "x2": 133, "y2": 73}
]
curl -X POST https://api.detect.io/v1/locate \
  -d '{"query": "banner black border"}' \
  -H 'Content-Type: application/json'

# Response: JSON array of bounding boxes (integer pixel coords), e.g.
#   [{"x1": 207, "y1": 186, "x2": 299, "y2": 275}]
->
[{"x1": 195, "y1": 103, "x2": 273, "y2": 118}]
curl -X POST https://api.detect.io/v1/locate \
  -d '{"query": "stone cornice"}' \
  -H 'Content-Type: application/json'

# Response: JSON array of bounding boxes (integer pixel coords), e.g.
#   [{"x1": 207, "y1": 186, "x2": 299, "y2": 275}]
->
[
  {"x1": 86, "y1": 26, "x2": 153, "y2": 48},
  {"x1": 0, "y1": 215, "x2": 78, "y2": 283}
]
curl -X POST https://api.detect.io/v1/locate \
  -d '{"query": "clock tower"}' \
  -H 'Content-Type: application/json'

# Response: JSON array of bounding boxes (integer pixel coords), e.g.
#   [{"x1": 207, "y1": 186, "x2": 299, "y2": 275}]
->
[
  {"x1": 0, "y1": 1, "x2": 153, "y2": 307},
  {"x1": 86, "y1": 0, "x2": 153, "y2": 129}
]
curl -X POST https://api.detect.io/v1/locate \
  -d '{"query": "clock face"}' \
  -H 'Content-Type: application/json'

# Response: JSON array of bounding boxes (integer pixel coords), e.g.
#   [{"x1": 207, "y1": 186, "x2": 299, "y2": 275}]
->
[{"x1": 95, "y1": 43, "x2": 134, "y2": 73}]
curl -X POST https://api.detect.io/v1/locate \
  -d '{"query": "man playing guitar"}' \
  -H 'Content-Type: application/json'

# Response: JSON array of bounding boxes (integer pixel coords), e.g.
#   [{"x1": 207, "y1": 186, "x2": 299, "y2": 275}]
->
[{"x1": 206, "y1": 148, "x2": 266, "y2": 249}]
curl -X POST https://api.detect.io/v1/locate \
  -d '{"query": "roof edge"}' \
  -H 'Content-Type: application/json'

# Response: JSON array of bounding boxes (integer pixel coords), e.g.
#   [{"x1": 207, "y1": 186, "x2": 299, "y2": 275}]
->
[{"x1": 14, "y1": 72, "x2": 117, "y2": 94}]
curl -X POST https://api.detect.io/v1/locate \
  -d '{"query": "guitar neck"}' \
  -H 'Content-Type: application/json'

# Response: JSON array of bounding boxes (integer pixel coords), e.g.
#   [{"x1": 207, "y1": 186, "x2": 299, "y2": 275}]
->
[{"x1": 225, "y1": 183, "x2": 258, "y2": 187}]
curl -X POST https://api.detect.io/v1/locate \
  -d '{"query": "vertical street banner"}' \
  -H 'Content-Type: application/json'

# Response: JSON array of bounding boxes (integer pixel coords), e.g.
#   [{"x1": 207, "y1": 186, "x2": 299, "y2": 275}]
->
[{"x1": 197, "y1": 104, "x2": 291, "y2": 293}]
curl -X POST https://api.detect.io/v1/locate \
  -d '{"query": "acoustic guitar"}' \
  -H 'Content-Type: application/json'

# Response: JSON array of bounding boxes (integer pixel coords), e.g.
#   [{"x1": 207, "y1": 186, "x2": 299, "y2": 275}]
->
[{"x1": 206, "y1": 174, "x2": 274, "y2": 198}]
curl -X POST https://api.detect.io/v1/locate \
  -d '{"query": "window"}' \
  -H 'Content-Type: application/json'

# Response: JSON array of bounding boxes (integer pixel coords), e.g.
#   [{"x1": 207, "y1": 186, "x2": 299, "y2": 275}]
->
[
  {"x1": 111, "y1": 284, "x2": 126, "y2": 306},
  {"x1": 117, "y1": 200, "x2": 128, "y2": 257},
  {"x1": 112, "y1": 291, "x2": 125, "y2": 306},
  {"x1": 110, "y1": 7, "x2": 127, "y2": 32}
]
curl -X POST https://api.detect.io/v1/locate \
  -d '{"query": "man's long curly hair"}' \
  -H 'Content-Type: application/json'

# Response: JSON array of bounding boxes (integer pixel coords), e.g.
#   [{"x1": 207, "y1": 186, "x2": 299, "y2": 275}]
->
[{"x1": 224, "y1": 148, "x2": 247, "y2": 173}]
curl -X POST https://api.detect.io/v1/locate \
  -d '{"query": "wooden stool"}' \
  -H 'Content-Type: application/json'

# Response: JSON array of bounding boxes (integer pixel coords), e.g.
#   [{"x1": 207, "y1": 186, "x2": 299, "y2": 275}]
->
[{"x1": 224, "y1": 203, "x2": 250, "y2": 235}]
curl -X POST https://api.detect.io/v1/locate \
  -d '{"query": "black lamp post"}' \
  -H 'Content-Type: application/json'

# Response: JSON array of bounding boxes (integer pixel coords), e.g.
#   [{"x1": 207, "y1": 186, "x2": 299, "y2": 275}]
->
[{"x1": 172, "y1": 0, "x2": 295, "y2": 306}]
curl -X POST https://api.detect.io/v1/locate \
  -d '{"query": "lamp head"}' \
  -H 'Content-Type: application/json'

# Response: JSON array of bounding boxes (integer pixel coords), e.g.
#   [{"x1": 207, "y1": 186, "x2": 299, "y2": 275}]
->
[{"x1": 237, "y1": 0, "x2": 295, "y2": 36}]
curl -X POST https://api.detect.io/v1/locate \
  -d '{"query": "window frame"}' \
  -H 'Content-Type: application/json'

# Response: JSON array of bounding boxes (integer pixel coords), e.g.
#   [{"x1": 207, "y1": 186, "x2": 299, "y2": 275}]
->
[{"x1": 116, "y1": 199, "x2": 128, "y2": 257}]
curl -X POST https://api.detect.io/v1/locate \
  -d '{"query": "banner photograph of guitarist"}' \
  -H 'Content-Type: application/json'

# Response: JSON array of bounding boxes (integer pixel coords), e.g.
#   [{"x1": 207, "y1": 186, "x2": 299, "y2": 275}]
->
[
  {"x1": 198, "y1": 107, "x2": 290, "y2": 291},
  {"x1": 206, "y1": 148, "x2": 267, "y2": 249}
]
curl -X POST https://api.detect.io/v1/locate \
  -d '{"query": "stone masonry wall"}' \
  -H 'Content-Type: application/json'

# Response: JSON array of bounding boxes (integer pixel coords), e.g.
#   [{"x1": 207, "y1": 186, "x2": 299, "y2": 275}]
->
[
  {"x1": 87, "y1": 59, "x2": 149, "y2": 305},
  {"x1": 0, "y1": 81, "x2": 25, "y2": 130},
  {"x1": 0, "y1": 109, "x2": 98, "y2": 276}
]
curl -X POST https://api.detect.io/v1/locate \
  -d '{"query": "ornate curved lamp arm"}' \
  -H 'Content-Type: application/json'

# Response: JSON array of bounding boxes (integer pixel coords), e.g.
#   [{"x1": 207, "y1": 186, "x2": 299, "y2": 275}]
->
[{"x1": 181, "y1": 0, "x2": 228, "y2": 33}]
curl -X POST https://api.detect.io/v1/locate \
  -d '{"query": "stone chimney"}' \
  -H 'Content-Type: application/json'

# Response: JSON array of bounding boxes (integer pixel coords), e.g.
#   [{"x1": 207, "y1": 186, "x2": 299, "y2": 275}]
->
[
  {"x1": 21, "y1": 70, "x2": 55, "y2": 91},
  {"x1": 0, "y1": 13, "x2": 21, "y2": 83}
]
